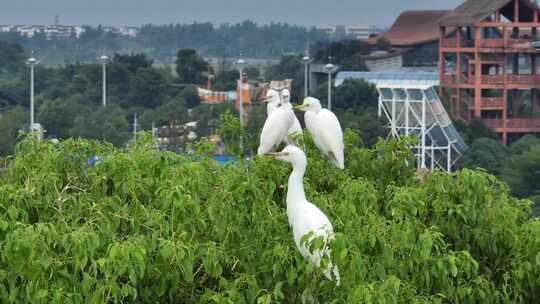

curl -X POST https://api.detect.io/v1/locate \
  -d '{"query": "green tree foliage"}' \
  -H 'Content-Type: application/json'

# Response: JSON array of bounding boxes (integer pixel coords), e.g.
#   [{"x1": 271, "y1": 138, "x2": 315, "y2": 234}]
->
[
  {"x1": 179, "y1": 85, "x2": 201, "y2": 108},
  {"x1": 501, "y1": 136, "x2": 540, "y2": 209},
  {"x1": 70, "y1": 105, "x2": 130, "y2": 146},
  {"x1": 0, "y1": 106, "x2": 28, "y2": 155},
  {"x1": 129, "y1": 67, "x2": 167, "y2": 108},
  {"x1": 312, "y1": 40, "x2": 371, "y2": 70},
  {"x1": 175, "y1": 49, "x2": 211, "y2": 85},
  {"x1": 462, "y1": 138, "x2": 510, "y2": 176},
  {"x1": 0, "y1": 40, "x2": 26, "y2": 73},
  {"x1": 0, "y1": 134, "x2": 538, "y2": 302}
]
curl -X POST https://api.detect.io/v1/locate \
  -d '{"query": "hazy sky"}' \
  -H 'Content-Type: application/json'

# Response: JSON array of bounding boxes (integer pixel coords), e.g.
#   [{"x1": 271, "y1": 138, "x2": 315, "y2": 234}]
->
[{"x1": 1, "y1": 0, "x2": 463, "y2": 28}]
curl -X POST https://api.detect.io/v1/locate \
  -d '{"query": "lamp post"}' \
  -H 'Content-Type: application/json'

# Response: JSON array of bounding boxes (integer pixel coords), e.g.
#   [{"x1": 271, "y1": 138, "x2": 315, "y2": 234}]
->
[
  {"x1": 325, "y1": 61, "x2": 335, "y2": 111},
  {"x1": 302, "y1": 55, "x2": 311, "y2": 97},
  {"x1": 100, "y1": 54, "x2": 109, "y2": 106},
  {"x1": 28, "y1": 55, "x2": 37, "y2": 132},
  {"x1": 236, "y1": 57, "x2": 246, "y2": 154}
]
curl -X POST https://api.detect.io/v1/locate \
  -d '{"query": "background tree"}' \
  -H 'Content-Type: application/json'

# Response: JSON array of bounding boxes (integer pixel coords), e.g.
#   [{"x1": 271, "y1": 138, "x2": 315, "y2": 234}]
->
[
  {"x1": 462, "y1": 137, "x2": 509, "y2": 176},
  {"x1": 0, "y1": 106, "x2": 27, "y2": 155},
  {"x1": 129, "y1": 67, "x2": 167, "y2": 108},
  {"x1": 175, "y1": 49, "x2": 210, "y2": 85},
  {"x1": 70, "y1": 105, "x2": 130, "y2": 146},
  {"x1": 179, "y1": 85, "x2": 201, "y2": 108}
]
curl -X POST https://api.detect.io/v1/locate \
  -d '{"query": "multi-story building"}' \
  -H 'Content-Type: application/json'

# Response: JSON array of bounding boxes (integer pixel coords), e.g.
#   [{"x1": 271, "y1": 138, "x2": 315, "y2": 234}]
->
[
  {"x1": 439, "y1": 0, "x2": 540, "y2": 144},
  {"x1": 363, "y1": 11, "x2": 452, "y2": 72}
]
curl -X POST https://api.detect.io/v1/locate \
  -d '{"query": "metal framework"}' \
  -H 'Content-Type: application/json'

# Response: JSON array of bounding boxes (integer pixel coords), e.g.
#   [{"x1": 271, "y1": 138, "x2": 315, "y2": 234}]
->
[
  {"x1": 377, "y1": 85, "x2": 466, "y2": 172},
  {"x1": 335, "y1": 71, "x2": 467, "y2": 172}
]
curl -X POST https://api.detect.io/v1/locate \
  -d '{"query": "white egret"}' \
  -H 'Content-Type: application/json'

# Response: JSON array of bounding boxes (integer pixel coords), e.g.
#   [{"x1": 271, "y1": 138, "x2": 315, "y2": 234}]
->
[
  {"x1": 295, "y1": 97, "x2": 344, "y2": 169},
  {"x1": 268, "y1": 145, "x2": 341, "y2": 285},
  {"x1": 257, "y1": 97, "x2": 295, "y2": 155},
  {"x1": 280, "y1": 89, "x2": 303, "y2": 137},
  {"x1": 263, "y1": 89, "x2": 281, "y2": 116}
]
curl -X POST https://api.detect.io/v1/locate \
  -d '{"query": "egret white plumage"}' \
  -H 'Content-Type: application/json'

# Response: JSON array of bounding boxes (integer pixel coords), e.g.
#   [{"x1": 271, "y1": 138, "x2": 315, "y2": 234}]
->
[
  {"x1": 263, "y1": 89, "x2": 281, "y2": 116},
  {"x1": 257, "y1": 96, "x2": 295, "y2": 155},
  {"x1": 267, "y1": 145, "x2": 340, "y2": 285},
  {"x1": 280, "y1": 89, "x2": 303, "y2": 137},
  {"x1": 295, "y1": 97, "x2": 344, "y2": 169}
]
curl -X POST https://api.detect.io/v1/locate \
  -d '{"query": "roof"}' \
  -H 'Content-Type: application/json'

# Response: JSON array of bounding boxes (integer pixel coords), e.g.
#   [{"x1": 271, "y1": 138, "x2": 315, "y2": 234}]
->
[
  {"x1": 362, "y1": 48, "x2": 412, "y2": 60},
  {"x1": 334, "y1": 71, "x2": 440, "y2": 88},
  {"x1": 369, "y1": 10, "x2": 452, "y2": 46},
  {"x1": 439, "y1": 0, "x2": 540, "y2": 26}
]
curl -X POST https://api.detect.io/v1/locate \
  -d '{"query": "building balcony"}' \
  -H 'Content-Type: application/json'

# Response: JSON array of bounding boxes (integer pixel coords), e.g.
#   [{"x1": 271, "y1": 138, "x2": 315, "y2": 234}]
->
[
  {"x1": 507, "y1": 75, "x2": 540, "y2": 85},
  {"x1": 442, "y1": 74, "x2": 540, "y2": 86},
  {"x1": 440, "y1": 39, "x2": 475, "y2": 48},
  {"x1": 481, "y1": 75, "x2": 504, "y2": 85},
  {"x1": 481, "y1": 97, "x2": 505, "y2": 109},
  {"x1": 482, "y1": 118, "x2": 540, "y2": 131},
  {"x1": 442, "y1": 38, "x2": 538, "y2": 50}
]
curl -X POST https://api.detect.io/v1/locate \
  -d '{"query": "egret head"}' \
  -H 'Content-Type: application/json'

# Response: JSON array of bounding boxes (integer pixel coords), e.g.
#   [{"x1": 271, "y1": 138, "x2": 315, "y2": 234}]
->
[
  {"x1": 262, "y1": 89, "x2": 280, "y2": 103},
  {"x1": 266, "y1": 145, "x2": 307, "y2": 167},
  {"x1": 281, "y1": 89, "x2": 291, "y2": 104},
  {"x1": 294, "y1": 97, "x2": 322, "y2": 112}
]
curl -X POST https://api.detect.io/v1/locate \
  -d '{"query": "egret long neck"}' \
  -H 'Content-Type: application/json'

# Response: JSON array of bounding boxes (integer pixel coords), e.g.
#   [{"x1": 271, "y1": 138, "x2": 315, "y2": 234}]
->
[{"x1": 287, "y1": 165, "x2": 306, "y2": 206}]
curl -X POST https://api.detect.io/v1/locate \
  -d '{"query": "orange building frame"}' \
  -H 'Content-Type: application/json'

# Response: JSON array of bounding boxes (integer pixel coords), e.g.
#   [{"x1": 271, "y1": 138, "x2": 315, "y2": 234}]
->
[{"x1": 439, "y1": 0, "x2": 540, "y2": 144}]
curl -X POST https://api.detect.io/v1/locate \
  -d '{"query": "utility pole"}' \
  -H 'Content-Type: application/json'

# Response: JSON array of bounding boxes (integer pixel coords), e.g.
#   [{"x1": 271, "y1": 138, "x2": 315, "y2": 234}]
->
[
  {"x1": 302, "y1": 54, "x2": 312, "y2": 97},
  {"x1": 28, "y1": 55, "x2": 37, "y2": 132},
  {"x1": 325, "y1": 57, "x2": 335, "y2": 111},
  {"x1": 236, "y1": 57, "x2": 246, "y2": 154},
  {"x1": 133, "y1": 113, "x2": 138, "y2": 141},
  {"x1": 100, "y1": 55, "x2": 109, "y2": 106}
]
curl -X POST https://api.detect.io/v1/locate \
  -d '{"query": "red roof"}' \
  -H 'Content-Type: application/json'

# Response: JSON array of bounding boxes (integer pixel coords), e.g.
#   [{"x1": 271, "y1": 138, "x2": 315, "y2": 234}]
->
[{"x1": 369, "y1": 10, "x2": 453, "y2": 46}]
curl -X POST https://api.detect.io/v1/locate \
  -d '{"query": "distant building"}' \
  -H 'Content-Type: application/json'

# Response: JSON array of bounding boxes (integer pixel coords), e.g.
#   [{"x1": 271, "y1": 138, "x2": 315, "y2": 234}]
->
[
  {"x1": 103, "y1": 26, "x2": 140, "y2": 38},
  {"x1": 1, "y1": 24, "x2": 86, "y2": 39},
  {"x1": 363, "y1": 10, "x2": 453, "y2": 72},
  {"x1": 439, "y1": 0, "x2": 540, "y2": 144},
  {"x1": 346, "y1": 25, "x2": 379, "y2": 40},
  {"x1": 317, "y1": 24, "x2": 338, "y2": 35}
]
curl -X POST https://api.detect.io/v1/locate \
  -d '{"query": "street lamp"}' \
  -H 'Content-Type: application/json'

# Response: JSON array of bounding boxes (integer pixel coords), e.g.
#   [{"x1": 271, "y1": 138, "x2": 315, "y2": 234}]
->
[
  {"x1": 236, "y1": 57, "x2": 246, "y2": 154},
  {"x1": 100, "y1": 54, "x2": 109, "y2": 106},
  {"x1": 27, "y1": 55, "x2": 37, "y2": 132},
  {"x1": 325, "y1": 61, "x2": 335, "y2": 111},
  {"x1": 302, "y1": 55, "x2": 312, "y2": 97}
]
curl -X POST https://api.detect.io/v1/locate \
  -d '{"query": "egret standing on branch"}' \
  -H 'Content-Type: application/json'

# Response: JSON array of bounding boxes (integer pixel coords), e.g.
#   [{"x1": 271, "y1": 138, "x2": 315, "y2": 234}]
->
[
  {"x1": 267, "y1": 145, "x2": 341, "y2": 285},
  {"x1": 280, "y1": 89, "x2": 303, "y2": 138},
  {"x1": 257, "y1": 95, "x2": 295, "y2": 155},
  {"x1": 295, "y1": 97, "x2": 344, "y2": 169},
  {"x1": 263, "y1": 89, "x2": 281, "y2": 116}
]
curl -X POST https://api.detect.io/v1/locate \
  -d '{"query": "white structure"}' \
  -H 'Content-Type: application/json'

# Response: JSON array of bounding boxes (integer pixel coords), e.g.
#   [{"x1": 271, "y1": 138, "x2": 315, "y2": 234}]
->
[
  {"x1": 302, "y1": 55, "x2": 312, "y2": 97},
  {"x1": 346, "y1": 25, "x2": 377, "y2": 40},
  {"x1": 100, "y1": 55, "x2": 109, "y2": 106},
  {"x1": 325, "y1": 62, "x2": 336, "y2": 111},
  {"x1": 316, "y1": 24, "x2": 337, "y2": 35},
  {"x1": 236, "y1": 57, "x2": 246, "y2": 153},
  {"x1": 335, "y1": 72, "x2": 467, "y2": 172},
  {"x1": 28, "y1": 56, "x2": 37, "y2": 132}
]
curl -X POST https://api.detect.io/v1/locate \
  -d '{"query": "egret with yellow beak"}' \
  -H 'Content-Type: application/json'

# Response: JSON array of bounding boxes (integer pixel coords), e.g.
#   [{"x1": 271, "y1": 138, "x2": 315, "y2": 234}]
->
[
  {"x1": 267, "y1": 145, "x2": 341, "y2": 285},
  {"x1": 294, "y1": 97, "x2": 344, "y2": 169}
]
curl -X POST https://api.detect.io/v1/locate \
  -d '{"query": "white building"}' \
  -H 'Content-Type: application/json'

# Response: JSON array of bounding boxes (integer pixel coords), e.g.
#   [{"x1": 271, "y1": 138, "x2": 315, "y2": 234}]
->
[
  {"x1": 316, "y1": 24, "x2": 337, "y2": 35},
  {"x1": 346, "y1": 25, "x2": 378, "y2": 40}
]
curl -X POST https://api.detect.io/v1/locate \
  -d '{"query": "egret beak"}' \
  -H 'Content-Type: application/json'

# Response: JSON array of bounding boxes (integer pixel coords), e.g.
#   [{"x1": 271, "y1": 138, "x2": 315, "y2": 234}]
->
[
  {"x1": 261, "y1": 97, "x2": 272, "y2": 103},
  {"x1": 265, "y1": 152, "x2": 290, "y2": 158},
  {"x1": 293, "y1": 104, "x2": 306, "y2": 110}
]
